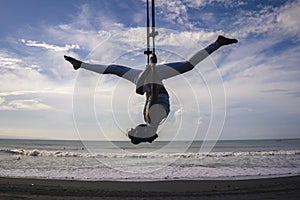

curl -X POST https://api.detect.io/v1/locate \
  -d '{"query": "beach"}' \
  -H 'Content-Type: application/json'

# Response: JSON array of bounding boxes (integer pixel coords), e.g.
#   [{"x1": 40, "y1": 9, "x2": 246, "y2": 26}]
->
[
  {"x1": 1, "y1": 139, "x2": 300, "y2": 199},
  {"x1": 0, "y1": 176, "x2": 299, "y2": 200}
]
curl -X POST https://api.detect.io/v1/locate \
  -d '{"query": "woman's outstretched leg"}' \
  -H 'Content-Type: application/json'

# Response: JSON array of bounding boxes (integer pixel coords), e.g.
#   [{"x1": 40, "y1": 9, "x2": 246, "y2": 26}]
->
[
  {"x1": 64, "y1": 55, "x2": 142, "y2": 84},
  {"x1": 155, "y1": 35, "x2": 238, "y2": 80},
  {"x1": 189, "y1": 35, "x2": 237, "y2": 66}
]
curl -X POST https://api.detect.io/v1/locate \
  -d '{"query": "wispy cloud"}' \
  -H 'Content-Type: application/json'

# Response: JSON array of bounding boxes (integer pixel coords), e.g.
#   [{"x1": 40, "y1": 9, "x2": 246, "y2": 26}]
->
[
  {"x1": 20, "y1": 39, "x2": 80, "y2": 52},
  {"x1": 0, "y1": 57, "x2": 22, "y2": 69},
  {"x1": 0, "y1": 98, "x2": 51, "y2": 111},
  {"x1": 156, "y1": 0, "x2": 193, "y2": 29},
  {"x1": 277, "y1": 0, "x2": 300, "y2": 39},
  {"x1": 0, "y1": 97, "x2": 4, "y2": 105}
]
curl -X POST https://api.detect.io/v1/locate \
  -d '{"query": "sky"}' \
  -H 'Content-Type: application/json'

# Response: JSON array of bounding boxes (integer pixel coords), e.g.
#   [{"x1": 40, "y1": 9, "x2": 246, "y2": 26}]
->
[{"x1": 0, "y1": 0, "x2": 299, "y2": 141}]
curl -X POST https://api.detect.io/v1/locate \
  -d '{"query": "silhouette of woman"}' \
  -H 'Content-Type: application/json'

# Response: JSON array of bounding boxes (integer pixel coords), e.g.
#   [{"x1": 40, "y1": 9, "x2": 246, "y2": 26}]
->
[{"x1": 65, "y1": 35, "x2": 238, "y2": 144}]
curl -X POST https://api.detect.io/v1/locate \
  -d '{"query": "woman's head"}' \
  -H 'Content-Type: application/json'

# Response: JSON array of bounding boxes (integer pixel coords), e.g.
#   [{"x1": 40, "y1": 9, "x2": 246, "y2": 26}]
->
[{"x1": 127, "y1": 124, "x2": 158, "y2": 144}]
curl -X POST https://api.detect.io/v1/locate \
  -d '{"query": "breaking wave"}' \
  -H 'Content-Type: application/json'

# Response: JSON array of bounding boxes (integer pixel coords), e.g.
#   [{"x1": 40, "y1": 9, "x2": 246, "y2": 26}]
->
[{"x1": 1, "y1": 148, "x2": 299, "y2": 158}]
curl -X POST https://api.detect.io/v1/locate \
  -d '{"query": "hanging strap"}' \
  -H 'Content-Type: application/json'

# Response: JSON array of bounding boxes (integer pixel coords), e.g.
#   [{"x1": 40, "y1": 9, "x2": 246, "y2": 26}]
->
[
  {"x1": 144, "y1": 0, "x2": 152, "y2": 64},
  {"x1": 146, "y1": 0, "x2": 159, "y2": 106},
  {"x1": 151, "y1": 0, "x2": 157, "y2": 54},
  {"x1": 144, "y1": 0, "x2": 158, "y2": 63}
]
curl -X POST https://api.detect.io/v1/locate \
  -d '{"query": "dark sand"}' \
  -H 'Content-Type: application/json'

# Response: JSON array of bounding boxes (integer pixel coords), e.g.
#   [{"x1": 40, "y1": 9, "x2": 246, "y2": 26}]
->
[{"x1": 0, "y1": 176, "x2": 300, "y2": 200}]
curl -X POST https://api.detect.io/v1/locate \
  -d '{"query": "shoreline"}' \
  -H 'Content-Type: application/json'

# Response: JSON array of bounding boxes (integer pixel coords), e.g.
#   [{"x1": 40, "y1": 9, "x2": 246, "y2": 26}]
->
[
  {"x1": 2, "y1": 173, "x2": 298, "y2": 182},
  {"x1": 1, "y1": 175, "x2": 300, "y2": 199}
]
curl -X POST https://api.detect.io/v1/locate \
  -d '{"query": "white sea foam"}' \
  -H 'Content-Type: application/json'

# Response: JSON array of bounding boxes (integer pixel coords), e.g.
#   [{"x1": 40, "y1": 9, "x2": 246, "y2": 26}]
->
[
  {"x1": 1, "y1": 139, "x2": 300, "y2": 180},
  {"x1": 1, "y1": 148, "x2": 299, "y2": 158}
]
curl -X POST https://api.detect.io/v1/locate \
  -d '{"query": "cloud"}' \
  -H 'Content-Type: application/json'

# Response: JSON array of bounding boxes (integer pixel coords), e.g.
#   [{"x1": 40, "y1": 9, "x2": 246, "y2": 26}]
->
[
  {"x1": 0, "y1": 88, "x2": 73, "y2": 98},
  {"x1": 20, "y1": 39, "x2": 80, "y2": 52},
  {"x1": 154, "y1": 0, "x2": 298, "y2": 42},
  {"x1": 0, "y1": 99, "x2": 51, "y2": 111},
  {"x1": 229, "y1": 8, "x2": 278, "y2": 38},
  {"x1": 184, "y1": 0, "x2": 247, "y2": 8},
  {"x1": 277, "y1": 0, "x2": 300, "y2": 38},
  {"x1": 155, "y1": 0, "x2": 193, "y2": 29},
  {"x1": 0, "y1": 97, "x2": 4, "y2": 104},
  {"x1": 0, "y1": 59, "x2": 53, "y2": 92},
  {"x1": 154, "y1": 0, "x2": 248, "y2": 30},
  {"x1": 225, "y1": 0, "x2": 300, "y2": 41},
  {"x1": 0, "y1": 57, "x2": 22, "y2": 69}
]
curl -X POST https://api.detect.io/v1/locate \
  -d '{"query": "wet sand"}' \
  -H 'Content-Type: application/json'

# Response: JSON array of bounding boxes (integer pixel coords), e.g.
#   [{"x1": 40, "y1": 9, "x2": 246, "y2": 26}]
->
[{"x1": 0, "y1": 176, "x2": 299, "y2": 200}]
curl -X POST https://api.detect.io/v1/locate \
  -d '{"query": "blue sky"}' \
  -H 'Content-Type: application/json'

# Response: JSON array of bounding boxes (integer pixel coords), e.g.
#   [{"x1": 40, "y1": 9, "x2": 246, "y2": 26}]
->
[{"x1": 0, "y1": 0, "x2": 299, "y2": 140}]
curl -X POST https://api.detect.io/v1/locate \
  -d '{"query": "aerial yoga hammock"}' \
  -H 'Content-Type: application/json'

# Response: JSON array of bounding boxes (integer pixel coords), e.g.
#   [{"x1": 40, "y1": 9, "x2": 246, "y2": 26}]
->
[{"x1": 64, "y1": 0, "x2": 238, "y2": 144}]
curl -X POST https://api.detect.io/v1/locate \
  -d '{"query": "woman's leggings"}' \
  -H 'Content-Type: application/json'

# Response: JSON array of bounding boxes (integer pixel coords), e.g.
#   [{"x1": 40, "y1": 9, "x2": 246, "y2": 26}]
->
[{"x1": 80, "y1": 41, "x2": 221, "y2": 84}]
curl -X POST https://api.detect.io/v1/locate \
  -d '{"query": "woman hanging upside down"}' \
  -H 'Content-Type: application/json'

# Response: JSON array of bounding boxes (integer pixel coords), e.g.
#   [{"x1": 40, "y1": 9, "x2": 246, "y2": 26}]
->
[{"x1": 64, "y1": 35, "x2": 238, "y2": 144}]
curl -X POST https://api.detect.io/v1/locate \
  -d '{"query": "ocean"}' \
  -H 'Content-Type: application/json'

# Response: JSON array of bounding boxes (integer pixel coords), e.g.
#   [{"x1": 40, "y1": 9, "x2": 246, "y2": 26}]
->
[{"x1": 0, "y1": 139, "x2": 299, "y2": 181}]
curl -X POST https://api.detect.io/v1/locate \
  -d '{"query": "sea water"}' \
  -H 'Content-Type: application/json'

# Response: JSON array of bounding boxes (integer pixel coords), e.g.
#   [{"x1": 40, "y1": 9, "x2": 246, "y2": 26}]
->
[{"x1": 0, "y1": 139, "x2": 299, "y2": 181}]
